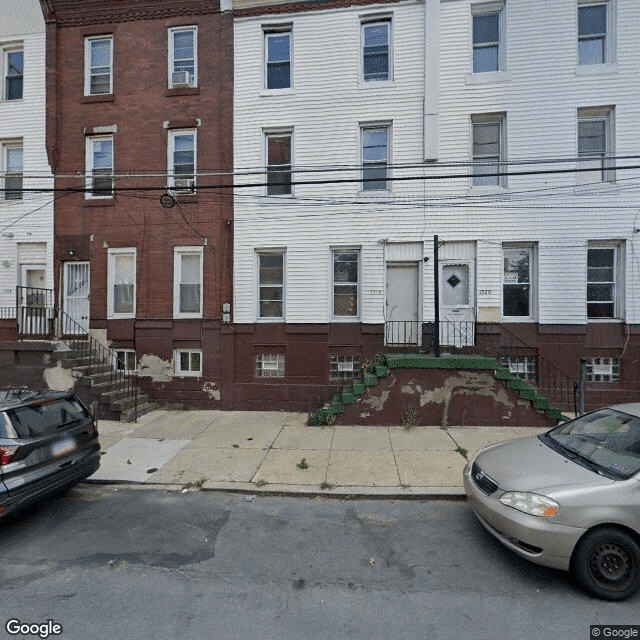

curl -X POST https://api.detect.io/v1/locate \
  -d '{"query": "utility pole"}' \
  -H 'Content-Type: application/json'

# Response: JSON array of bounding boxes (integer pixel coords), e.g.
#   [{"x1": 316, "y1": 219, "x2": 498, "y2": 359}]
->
[{"x1": 433, "y1": 235, "x2": 440, "y2": 358}]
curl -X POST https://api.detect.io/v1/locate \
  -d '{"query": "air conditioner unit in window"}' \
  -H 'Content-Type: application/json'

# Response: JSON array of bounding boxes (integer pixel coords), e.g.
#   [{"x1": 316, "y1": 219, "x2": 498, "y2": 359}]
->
[
  {"x1": 172, "y1": 71, "x2": 193, "y2": 87},
  {"x1": 173, "y1": 178, "x2": 194, "y2": 192}
]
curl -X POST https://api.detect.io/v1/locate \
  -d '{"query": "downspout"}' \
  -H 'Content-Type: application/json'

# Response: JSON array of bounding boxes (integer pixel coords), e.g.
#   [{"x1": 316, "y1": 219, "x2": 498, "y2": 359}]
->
[{"x1": 424, "y1": 0, "x2": 440, "y2": 162}]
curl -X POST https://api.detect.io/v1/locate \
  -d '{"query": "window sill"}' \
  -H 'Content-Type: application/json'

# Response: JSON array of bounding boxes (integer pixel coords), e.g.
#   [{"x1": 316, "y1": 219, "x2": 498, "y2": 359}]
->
[
  {"x1": 174, "y1": 314, "x2": 203, "y2": 320},
  {"x1": 331, "y1": 317, "x2": 361, "y2": 323},
  {"x1": 502, "y1": 317, "x2": 535, "y2": 323},
  {"x1": 586, "y1": 318, "x2": 623, "y2": 323},
  {"x1": 83, "y1": 198, "x2": 115, "y2": 206},
  {"x1": 256, "y1": 317, "x2": 286, "y2": 323},
  {"x1": 465, "y1": 71, "x2": 511, "y2": 85},
  {"x1": 107, "y1": 314, "x2": 136, "y2": 320},
  {"x1": 82, "y1": 94, "x2": 114, "y2": 103},
  {"x1": 165, "y1": 86, "x2": 200, "y2": 97},
  {"x1": 576, "y1": 63, "x2": 618, "y2": 76},
  {"x1": 359, "y1": 80, "x2": 394, "y2": 89},
  {"x1": 358, "y1": 189, "x2": 393, "y2": 198},
  {"x1": 174, "y1": 372, "x2": 203, "y2": 378},
  {"x1": 260, "y1": 88, "x2": 295, "y2": 97},
  {"x1": 168, "y1": 192, "x2": 198, "y2": 203}
]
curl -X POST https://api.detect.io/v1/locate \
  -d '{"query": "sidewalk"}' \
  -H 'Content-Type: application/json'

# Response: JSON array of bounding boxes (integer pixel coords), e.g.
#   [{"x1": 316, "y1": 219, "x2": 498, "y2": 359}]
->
[{"x1": 88, "y1": 409, "x2": 548, "y2": 499}]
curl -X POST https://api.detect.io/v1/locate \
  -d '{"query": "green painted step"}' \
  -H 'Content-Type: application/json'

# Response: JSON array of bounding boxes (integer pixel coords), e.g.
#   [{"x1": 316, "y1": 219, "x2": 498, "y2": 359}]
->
[{"x1": 386, "y1": 355, "x2": 498, "y2": 370}]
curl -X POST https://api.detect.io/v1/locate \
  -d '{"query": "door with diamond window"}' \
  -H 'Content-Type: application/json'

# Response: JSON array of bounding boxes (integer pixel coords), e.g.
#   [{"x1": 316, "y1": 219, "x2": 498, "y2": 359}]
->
[{"x1": 440, "y1": 261, "x2": 475, "y2": 347}]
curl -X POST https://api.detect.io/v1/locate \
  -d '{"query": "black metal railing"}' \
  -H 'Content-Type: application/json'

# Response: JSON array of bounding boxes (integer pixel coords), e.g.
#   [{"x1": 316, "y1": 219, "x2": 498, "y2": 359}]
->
[
  {"x1": 15, "y1": 286, "x2": 55, "y2": 338},
  {"x1": 54, "y1": 310, "x2": 139, "y2": 421},
  {"x1": 384, "y1": 321, "x2": 422, "y2": 351}
]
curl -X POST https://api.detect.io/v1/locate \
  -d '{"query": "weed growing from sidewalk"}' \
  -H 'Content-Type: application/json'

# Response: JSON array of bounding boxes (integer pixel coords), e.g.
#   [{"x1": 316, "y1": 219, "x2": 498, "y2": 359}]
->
[
  {"x1": 254, "y1": 479, "x2": 267, "y2": 487},
  {"x1": 401, "y1": 405, "x2": 419, "y2": 429},
  {"x1": 319, "y1": 481, "x2": 333, "y2": 490},
  {"x1": 297, "y1": 458, "x2": 309, "y2": 469},
  {"x1": 456, "y1": 446, "x2": 468, "y2": 460},
  {"x1": 182, "y1": 477, "x2": 206, "y2": 491}
]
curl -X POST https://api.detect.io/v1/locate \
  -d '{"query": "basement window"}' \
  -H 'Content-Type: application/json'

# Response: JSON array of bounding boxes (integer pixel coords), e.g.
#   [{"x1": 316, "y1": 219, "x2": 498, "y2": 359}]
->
[
  {"x1": 329, "y1": 355, "x2": 361, "y2": 381},
  {"x1": 175, "y1": 349, "x2": 202, "y2": 377},
  {"x1": 500, "y1": 356, "x2": 536, "y2": 381},
  {"x1": 114, "y1": 350, "x2": 136, "y2": 372},
  {"x1": 256, "y1": 354, "x2": 285, "y2": 378},
  {"x1": 584, "y1": 357, "x2": 620, "y2": 383}
]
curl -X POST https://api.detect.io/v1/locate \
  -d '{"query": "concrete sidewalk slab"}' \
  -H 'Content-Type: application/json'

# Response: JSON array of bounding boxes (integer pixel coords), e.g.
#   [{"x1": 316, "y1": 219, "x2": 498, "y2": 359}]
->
[
  {"x1": 272, "y1": 425, "x2": 335, "y2": 450},
  {"x1": 447, "y1": 426, "x2": 521, "y2": 455},
  {"x1": 326, "y1": 450, "x2": 400, "y2": 487},
  {"x1": 92, "y1": 437, "x2": 190, "y2": 482},
  {"x1": 252, "y1": 449, "x2": 330, "y2": 486},
  {"x1": 128, "y1": 409, "x2": 221, "y2": 439},
  {"x1": 396, "y1": 450, "x2": 467, "y2": 487},
  {"x1": 388, "y1": 426, "x2": 458, "y2": 451},
  {"x1": 331, "y1": 426, "x2": 392, "y2": 451}
]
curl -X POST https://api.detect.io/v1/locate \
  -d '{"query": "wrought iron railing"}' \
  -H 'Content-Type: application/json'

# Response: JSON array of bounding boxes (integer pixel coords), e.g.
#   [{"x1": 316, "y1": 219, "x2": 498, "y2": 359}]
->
[
  {"x1": 384, "y1": 321, "x2": 422, "y2": 350},
  {"x1": 15, "y1": 286, "x2": 55, "y2": 338}
]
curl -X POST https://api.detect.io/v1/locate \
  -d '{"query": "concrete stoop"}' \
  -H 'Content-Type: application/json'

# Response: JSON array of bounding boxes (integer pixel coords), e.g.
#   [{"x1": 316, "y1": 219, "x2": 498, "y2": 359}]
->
[{"x1": 311, "y1": 355, "x2": 569, "y2": 428}]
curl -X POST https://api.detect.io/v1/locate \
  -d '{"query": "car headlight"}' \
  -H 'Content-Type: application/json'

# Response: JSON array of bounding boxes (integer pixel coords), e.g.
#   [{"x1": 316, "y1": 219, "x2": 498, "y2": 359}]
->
[{"x1": 499, "y1": 492, "x2": 559, "y2": 517}]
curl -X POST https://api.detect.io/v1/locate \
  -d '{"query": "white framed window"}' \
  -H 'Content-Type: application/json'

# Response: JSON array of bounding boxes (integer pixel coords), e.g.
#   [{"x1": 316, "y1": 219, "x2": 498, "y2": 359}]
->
[
  {"x1": 329, "y1": 355, "x2": 362, "y2": 381},
  {"x1": 587, "y1": 242, "x2": 623, "y2": 319},
  {"x1": 86, "y1": 135, "x2": 114, "y2": 198},
  {"x1": 168, "y1": 129, "x2": 196, "y2": 193},
  {"x1": 471, "y1": 2, "x2": 504, "y2": 73},
  {"x1": 84, "y1": 36, "x2": 113, "y2": 95},
  {"x1": 114, "y1": 349, "x2": 136, "y2": 372},
  {"x1": 175, "y1": 349, "x2": 202, "y2": 376},
  {"x1": 584, "y1": 356, "x2": 620, "y2": 382},
  {"x1": 332, "y1": 249, "x2": 360, "y2": 319},
  {"x1": 502, "y1": 244, "x2": 535, "y2": 320},
  {"x1": 264, "y1": 27, "x2": 291, "y2": 90},
  {"x1": 107, "y1": 248, "x2": 136, "y2": 318},
  {"x1": 472, "y1": 113, "x2": 506, "y2": 187},
  {"x1": 2, "y1": 142, "x2": 22, "y2": 201},
  {"x1": 257, "y1": 250, "x2": 285, "y2": 320},
  {"x1": 578, "y1": 1, "x2": 614, "y2": 65},
  {"x1": 578, "y1": 107, "x2": 614, "y2": 183},
  {"x1": 168, "y1": 26, "x2": 197, "y2": 88},
  {"x1": 3, "y1": 45, "x2": 23, "y2": 100},
  {"x1": 361, "y1": 124, "x2": 390, "y2": 191},
  {"x1": 174, "y1": 246, "x2": 203, "y2": 318},
  {"x1": 361, "y1": 18, "x2": 391, "y2": 83},
  {"x1": 256, "y1": 354, "x2": 285, "y2": 378},
  {"x1": 265, "y1": 132, "x2": 292, "y2": 195}
]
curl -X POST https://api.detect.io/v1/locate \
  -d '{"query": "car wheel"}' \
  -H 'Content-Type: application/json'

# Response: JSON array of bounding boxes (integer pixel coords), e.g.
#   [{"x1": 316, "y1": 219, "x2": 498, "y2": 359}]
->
[{"x1": 572, "y1": 527, "x2": 640, "y2": 601}]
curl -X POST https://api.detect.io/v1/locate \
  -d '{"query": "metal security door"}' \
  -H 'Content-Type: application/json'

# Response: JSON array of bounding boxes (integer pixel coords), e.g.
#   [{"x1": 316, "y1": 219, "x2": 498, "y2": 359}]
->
[
  {"x1": 439, "y1": 261, "x2": 475, "y2": 347},
  {"x1": 385, "y1": 263, "x2": 420, "y2": 346},
  {"x1": 63, "y1": 262, "x2": 90, "y2": 334}
]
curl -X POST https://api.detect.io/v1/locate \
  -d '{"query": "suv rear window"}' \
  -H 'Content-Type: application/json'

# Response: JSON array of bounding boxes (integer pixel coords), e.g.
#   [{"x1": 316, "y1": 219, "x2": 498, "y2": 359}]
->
[{"x1": 6, "y1": 398, "x2": 90, "y2": 438}]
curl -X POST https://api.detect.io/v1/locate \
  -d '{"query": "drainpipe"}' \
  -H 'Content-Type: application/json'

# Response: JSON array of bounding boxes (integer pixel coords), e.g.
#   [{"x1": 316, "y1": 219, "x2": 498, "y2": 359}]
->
[
  {"x1": 424, "y1": 0, "x2": 440, "y2": 162},
  {"x1": 433, "y1": 235, "x2": 440, "y2": 358}
]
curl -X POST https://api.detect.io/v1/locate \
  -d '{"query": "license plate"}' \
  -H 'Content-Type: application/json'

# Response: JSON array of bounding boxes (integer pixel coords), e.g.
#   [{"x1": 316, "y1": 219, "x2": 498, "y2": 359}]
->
[{"x1": 51, "y1": 437, "x2": 77, "y2": 459}]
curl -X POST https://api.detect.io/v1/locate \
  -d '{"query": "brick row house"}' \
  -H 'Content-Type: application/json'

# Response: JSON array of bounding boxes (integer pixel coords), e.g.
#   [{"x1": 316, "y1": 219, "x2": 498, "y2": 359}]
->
[{"x1": 39, "y1": 0, "x2": 234, "y2": 407}]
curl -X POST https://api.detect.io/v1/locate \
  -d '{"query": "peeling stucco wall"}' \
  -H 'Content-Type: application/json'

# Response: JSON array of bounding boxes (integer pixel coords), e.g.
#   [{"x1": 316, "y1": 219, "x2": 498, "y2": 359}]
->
[{"x1": 138, "y1": 354, "x2": 173, "y2": 383}]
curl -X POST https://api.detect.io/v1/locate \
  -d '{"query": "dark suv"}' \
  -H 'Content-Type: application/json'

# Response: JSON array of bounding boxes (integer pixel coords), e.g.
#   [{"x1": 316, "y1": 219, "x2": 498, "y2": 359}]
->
[{"x1": 0, "y1": 389, "x2": 100, "y2": 519}]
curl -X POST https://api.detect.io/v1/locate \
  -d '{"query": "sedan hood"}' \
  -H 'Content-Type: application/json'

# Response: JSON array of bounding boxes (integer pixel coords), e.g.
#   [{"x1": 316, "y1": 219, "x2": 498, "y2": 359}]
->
[{"x1": 474, "y1": 436, "x2": 610, "y2": 492}]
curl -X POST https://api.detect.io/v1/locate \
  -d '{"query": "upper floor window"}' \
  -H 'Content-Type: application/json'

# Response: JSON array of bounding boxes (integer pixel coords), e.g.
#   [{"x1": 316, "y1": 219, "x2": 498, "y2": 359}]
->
[
  {"x1": 168, "y1": 130, "x2": 196, "y2": 194},
  {"x1": 266, "y1": 132, "x2": 292, "y2": 195},
  {"x1": 578, "y1": 2, "x2": 611, "y2": 65},
  {"x1": 264, "y1": 28, "x2": 291, "y2": 90},
  {"x1": 587, "y1": 243, "x2": 622, "y2": 319},
  {"x1": 169, "y1": 26, "x2": 197, "y2": 88},
  {"x1": 107, "y1": 248, "x2": 136, "y2": 318},
  {"x1": 3, "y1": 142, "x2": 23, "y2": 200},
  {"x1": 472, "y1": 114, "x2": 505, "y2": 187},
  {"x1": 361, "y1": 125, "x2": 390, "y2": 191},
  {"x1": 362, "y1": 19, "x2": 391, "y2": 82},
  {"x1": 258, "y1": 251, "x2": 285, "y2": 320},
  {"x1": 578, "y1": 107, "x2": 614, "y2": 183},
  {"x1": 472, "y1": 3, "x2": 504, "y2": 73},
  {"x1": 332, "y1": 249, "x2": 360, "y2": 319},
  {"x1": 502, "y1": 245, "x2": 535, "y2": 320},
  {"x1": 84, "y1": 36, "x2": 112, "y2": 95},
  {"x1": 174, "y1": 246, "x2": 203, "y2": 318},
  {"x1": 86, "y1": 136, "x2": 113, "y2": 198},
  {"x1": 2, "y1": 45, "x2": 23, "y2": 100}
]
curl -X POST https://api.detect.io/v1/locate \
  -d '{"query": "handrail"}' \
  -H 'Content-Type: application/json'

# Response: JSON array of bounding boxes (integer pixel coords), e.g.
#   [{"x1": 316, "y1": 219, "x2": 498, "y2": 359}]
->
[{"x1": 54, "y1": 309, "x2": 139, "y2": 421}]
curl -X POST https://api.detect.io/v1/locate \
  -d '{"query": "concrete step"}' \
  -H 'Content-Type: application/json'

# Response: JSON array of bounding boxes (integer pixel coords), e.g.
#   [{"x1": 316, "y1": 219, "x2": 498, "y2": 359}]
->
[{"x1": 119, "y1": 402, "x2": 157, "y2": 423}]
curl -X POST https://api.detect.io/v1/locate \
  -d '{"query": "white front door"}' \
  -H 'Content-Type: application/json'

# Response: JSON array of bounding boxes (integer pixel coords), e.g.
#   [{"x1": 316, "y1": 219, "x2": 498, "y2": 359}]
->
[
  {"x1": 440, "y1": 261, "x2": 475, "y2": 347},
  {"x1": 385, "y1": 262, "x2": 420, "y2": 345},
  {"x1": 63, "y1": 262, "x2": 90, "y2": 334}
]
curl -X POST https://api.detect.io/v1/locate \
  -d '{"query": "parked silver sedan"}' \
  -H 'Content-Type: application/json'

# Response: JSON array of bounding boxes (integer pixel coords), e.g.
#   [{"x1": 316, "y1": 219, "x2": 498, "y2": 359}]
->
[{"x1": 464, "y1": 404, "x2": 640, "y2": 600}]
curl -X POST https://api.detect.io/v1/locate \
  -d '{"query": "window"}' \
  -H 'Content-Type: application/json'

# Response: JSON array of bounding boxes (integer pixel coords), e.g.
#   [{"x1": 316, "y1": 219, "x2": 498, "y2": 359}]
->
[
  {"x1": 168, "y1": 130, "x2": 196, "y2": 193},
  {"x1": 114, "y1": 350, "x2": 136, "y2": 372},
  {"x1": 500, "y1": 356, "x2": 537, "y2": 382},
  {"x1": 361, "y1": 125, "x2": 389, "y2": 191},
  {"x1": 472, "y1": 3, "x2": 503, "y2": 73},
  {"x1": 266, "y1": 133, "x2": 292, "y2": 195},
  {"x1": 174, "y1": 247, "x2": 203, "y2": 318},
  {"x1": 86, "y1": 136, "x2": 113, "y2": 198},
  {"x1": 3, "y1": 46, "x2": 23, "y2": 100},
  {"x1": 264, "y1": 28, "x2": 291, "y2": 90},
  {"x1": 3, "y1": 143, "x2": 22, "y2": 201},
  {"x1": 587, "y1": 243, "x2": 622, "y2": 319},
  {"x1": 329, "y1": 355, "x2": 362, "y2": 381},
  {"x1": 584, "y1": 357, "x2": 620, "y2": 382},
  {"x1": 502, "y1": 245, "x2": 534, "y2": 319},
  {"x1": 107, "y1": 249, "x2": 136, "y2": 318},
  {"x1": 362, "y1": 19, "x2": 390, "y2": 82},
  {"x1": 84, "y1": 36, "x2": 113, "y2": 95},
  {"x1": 578, "y1": 2, "x2": 610, "y2": 65},
  {"x1": 258, "y1": 251, "x2": 285, "y2": 319},
  {"x1": 472, "y1": 114, "x2": 505, "y2": 187},
  {"x1": 175, "y1": 349, "x2": 202, "y2": 376},
  {"x1": 256, "y1": 354, "x2": 285, "y2": 378},
  {"x1": 578, "y1": 107, "x2": 614, "y2": 183},
  {"x1": 332, "y1": 250, "x2": 359, "y2": 318},
  {"x1": 169, "y1": 26, "x2": 197, "y2": 88}
]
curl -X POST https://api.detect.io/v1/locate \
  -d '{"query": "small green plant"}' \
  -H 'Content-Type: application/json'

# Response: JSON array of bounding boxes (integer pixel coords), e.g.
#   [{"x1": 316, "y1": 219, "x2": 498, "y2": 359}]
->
[
  {"x1": 319, "y1": 481, "x2": 333, "y2": 490},
  {"x1": 401, "y1": 405, "x2": 419, "y2": 429},
  {"x1": 297, "y1": 458, "x2": 309, "y2": 469},
  {"x1": 456, "y1": 447, "x2": 468, "y2": 460},
  {"x1": 182, "y1": 477, "x2": 206, "y2": 490},
  {"x1": 254, "y1": 479, "x2": 267, "y2": 487}
]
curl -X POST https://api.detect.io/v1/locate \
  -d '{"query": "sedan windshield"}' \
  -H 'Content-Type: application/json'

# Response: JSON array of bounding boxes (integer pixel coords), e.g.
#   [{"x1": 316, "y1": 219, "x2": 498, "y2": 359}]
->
[{"x1": 542, "y1": 408, "x2": 640, "y2": 479}]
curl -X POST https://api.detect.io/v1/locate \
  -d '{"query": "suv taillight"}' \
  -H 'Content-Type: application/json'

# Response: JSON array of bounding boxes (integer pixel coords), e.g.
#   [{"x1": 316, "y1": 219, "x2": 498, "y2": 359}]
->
[{"x1": 0, "y1": 446, "x2": 18, "y2": 466}]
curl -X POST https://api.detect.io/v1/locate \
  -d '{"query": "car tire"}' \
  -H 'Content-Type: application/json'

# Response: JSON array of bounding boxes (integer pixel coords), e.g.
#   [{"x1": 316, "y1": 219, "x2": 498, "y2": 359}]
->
[{"x1": 572, "y1": 527, "x2": 640, "y2": 601}]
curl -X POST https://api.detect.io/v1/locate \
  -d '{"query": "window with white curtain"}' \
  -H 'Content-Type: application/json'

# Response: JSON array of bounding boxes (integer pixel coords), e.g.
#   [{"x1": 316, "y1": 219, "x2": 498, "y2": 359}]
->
[
  {"x1": 107, "y1": 248, "x2": 136, "y2": 318},
  {"x1": 174, "y1": 247, "x2": 203, "y2": 317}
]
